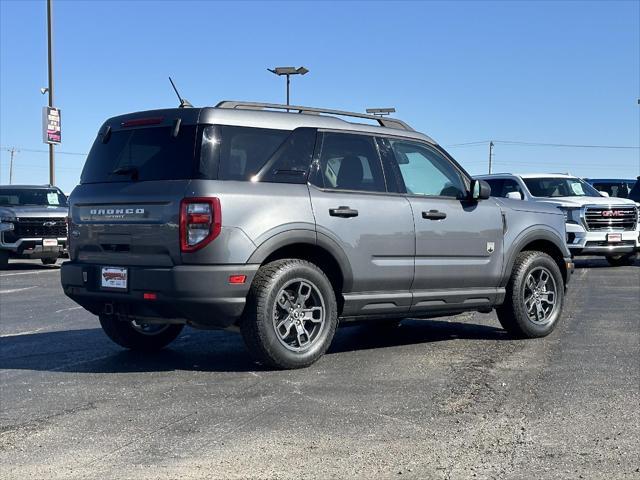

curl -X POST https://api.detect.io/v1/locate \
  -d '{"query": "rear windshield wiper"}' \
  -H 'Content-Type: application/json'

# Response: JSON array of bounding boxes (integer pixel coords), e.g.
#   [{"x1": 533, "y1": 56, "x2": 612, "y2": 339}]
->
[{"x1": 111, "y1": 166, "x2": 139, "y2": 180}]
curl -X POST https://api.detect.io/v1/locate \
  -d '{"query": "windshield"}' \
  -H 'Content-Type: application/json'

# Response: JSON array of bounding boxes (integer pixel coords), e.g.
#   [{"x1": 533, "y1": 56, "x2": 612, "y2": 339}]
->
[
  {"x1": 523, "y1": 177, "x2": 601, "y2": 198},
  {"x1": 0, "y1": 188, "x2": 67, "y2": 207}
]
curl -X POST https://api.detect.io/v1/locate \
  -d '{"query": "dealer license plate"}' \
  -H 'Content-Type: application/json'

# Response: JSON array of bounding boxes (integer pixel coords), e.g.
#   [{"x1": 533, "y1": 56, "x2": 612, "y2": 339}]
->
[
  {"x1": 607, "y1": 233, "x2": 622, "y2": 243},
  {"x1": 101, "y1": 267, "x2": 128, "y2": 290}
]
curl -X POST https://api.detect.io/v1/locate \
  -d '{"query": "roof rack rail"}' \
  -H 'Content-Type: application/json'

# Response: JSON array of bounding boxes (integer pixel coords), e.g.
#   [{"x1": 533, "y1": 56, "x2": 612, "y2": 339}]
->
[{"x1": 215, "y1": 101, "x2": 414, "y2": 131}]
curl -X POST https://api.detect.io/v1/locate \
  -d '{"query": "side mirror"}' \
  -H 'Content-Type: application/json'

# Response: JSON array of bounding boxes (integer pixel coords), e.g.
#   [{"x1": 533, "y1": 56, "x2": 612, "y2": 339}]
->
[
  {"x1": 599, "y1": 191, "x2": 609, "y2": 197},
  {"x1": 471, "y1": 179, "x2": 492, "y2": 200},
  {"x1": 505, "y1": 191, "x2": 523, "y2": 200}
]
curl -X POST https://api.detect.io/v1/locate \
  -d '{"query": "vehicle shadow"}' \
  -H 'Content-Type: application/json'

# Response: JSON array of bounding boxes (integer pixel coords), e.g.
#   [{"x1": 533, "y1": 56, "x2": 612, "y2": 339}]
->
[
  {"x1": 0, "y1": 261, "x2": 61, "y2": 272},
  {"x1": 0, "y1": 319, "x2": 506, "y2": 374},
  {"x1": 574, "y1": 256, "x2": 639, "y2": 269}
]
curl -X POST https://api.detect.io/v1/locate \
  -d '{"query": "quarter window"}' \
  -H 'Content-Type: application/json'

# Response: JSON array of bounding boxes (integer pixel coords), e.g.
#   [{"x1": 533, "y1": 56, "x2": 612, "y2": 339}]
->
[
  {"x1": 315, "y1": 133, "x2": 386, "y2": 193},
  {"x1": 389, "y1": 140, "x2": 466, "y2": 198}
]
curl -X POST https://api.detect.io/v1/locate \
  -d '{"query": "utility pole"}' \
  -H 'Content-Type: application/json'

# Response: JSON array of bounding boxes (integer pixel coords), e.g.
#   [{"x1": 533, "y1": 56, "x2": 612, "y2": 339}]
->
[
  {"x1": 8, "y1": 147, "x2": 18, "y2": 184},
  {"x1": 488, "y1": 141, "x2": 494, "y2": 174},
  {"x1": 47, "y1": 0, "x2": 55, "y2": 185}
]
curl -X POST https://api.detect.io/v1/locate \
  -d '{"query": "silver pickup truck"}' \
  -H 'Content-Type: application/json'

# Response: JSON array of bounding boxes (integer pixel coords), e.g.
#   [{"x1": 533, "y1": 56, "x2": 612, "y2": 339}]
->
[{"x1": 0, "y1": 185, "x2": 68, "y2": 268}]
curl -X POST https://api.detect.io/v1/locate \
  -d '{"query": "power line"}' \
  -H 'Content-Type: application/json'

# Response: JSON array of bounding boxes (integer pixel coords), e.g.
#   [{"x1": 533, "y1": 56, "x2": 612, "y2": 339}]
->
[
  {"x1": 1, "y1": 146, "x2": 87, "y2": 156},
  {"x1": 447, "y1": 140, "x2": 640, "y2": 149}
]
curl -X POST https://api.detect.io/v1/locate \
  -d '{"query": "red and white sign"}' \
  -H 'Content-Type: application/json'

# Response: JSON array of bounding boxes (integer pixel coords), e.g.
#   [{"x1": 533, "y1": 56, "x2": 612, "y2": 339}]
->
[
  {"x1": 101, "y1": 267, "x2": 128, "y2": 290},
  {"x1": 42, "y1": 106, "x2": 61, "y2": 144}
]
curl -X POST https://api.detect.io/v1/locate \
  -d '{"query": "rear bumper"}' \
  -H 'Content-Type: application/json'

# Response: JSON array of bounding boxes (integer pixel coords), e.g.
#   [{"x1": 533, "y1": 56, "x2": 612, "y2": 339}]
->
[{"x1": 61, "y1": 262, "x2": 259, "y2": 328}]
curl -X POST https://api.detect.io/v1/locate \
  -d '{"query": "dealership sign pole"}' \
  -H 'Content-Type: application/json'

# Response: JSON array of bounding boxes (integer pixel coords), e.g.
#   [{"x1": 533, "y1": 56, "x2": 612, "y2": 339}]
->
[{"x1": 43, "y1": 0, "x2": 58, "y2": 186}]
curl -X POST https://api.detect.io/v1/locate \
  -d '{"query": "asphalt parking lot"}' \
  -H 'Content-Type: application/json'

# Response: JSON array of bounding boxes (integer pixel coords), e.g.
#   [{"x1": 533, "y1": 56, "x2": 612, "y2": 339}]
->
[{"x1": 0, "y1": 258, "x2": 638, "y2": 480}]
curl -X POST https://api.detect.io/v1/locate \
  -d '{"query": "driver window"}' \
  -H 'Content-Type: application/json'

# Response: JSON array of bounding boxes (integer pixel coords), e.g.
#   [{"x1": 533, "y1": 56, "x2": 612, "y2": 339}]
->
[{"x1": 388, "y1": 140, "x2": 466, "y2": 198}]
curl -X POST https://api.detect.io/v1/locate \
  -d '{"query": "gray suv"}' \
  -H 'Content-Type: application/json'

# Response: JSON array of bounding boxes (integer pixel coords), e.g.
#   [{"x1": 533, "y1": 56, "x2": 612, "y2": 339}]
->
[{"x1": 61, "y1": 102, "x2": 573, "y2": 369}]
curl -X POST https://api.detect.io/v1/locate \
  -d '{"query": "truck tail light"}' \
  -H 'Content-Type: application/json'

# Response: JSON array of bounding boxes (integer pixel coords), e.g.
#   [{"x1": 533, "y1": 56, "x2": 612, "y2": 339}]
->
[{"x1": 180, "y1": 197, "x2": 221, "y2": 253}]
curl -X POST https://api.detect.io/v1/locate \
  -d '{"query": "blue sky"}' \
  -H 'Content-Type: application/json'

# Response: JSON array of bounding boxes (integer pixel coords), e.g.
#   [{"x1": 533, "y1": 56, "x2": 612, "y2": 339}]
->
[{"x1": 1, "y1": 0, "x2": 638, "y2": 193}]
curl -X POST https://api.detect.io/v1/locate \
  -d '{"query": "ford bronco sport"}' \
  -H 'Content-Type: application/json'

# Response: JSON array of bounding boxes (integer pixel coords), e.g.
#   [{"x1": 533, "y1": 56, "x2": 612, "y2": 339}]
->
[{"x1": 61, "y1": 102, "x2": 573, "y2": 369}]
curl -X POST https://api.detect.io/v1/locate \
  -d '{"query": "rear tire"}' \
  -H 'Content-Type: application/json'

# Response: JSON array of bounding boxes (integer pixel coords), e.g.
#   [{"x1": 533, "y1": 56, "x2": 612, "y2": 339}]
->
[
  {"x1": 41, "y1": 257, "x2": 58, "y2": 265},
  {"x1": 240, "y1": 259, "x2": 338, "y2": 369},
  {"x1": 99, "y1": 315, "x2": 184, "y2": 351},
  {"x1": 606, "y1": 253, "x2": 637, "y2": 267},
  {"x1": 496, "y1": 251, "x2": 564, "y2": 338},
  {"x1": 0, "y1": 251, "x2": 8, "y2": 269}
]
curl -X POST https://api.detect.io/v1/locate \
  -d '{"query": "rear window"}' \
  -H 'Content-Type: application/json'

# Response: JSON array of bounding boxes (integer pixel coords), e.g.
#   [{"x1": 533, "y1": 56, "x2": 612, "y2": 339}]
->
[{"x1": 80, "y1": 125, "x2": 197, "y2": 184}]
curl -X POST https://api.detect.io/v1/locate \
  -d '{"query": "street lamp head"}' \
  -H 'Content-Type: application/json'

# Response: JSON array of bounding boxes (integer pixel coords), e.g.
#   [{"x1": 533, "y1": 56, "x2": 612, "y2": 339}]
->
[{"x1": 268, "y1": 66, "x2": 309, "y2": 76}]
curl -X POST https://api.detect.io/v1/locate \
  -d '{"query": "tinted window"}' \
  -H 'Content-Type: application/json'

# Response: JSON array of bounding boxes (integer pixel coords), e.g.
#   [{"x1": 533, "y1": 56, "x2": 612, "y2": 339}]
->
[
  {"x1": 256, "y1": 128, "x2": 317, "y2": 183},
  {"x1": 629, "y1": 180, "x2": 640, "y2": 202},
  {"x1": 315, "y1": 133, "x2": 386, "y2": 192},
  {"x1": 81, "y1": 126, "x2": 197, "y2": 184},
  {"x1": 389, "y1": 140, "x2": 466, "y2": 198},
  {"x1": 591, "y1": 182, "x2": 630, "y2": 199},
  {"x1": 211, "y1": 126, "x2": 289, "y2": 181},
  {"x1": 485, "y1": 179, "x2": 504, "y2": 197},
  {"x1": 486, "y1": 178, "x2": 524, "y2": 198},
  {"x1": 0, "y1": 189, "x2": 67, "y2": 207}
]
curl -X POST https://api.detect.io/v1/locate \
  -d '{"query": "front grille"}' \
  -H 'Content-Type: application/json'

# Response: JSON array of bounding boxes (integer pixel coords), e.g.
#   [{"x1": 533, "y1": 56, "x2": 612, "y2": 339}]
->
[
  {"x1": 584, "y1": 206, "x2": 637, "y2": 231},
  {"x1": 585, "y1": 240, "x2": 636, "y2": 247},
  {"x1": 13, "y1": 217, "x2": 67, "y2": 239}
]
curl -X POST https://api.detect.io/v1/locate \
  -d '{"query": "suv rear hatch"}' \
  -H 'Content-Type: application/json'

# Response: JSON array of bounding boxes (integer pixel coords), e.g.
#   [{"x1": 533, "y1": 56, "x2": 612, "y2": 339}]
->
[{"x1": 70, "y1": 109, "x2": 202, "y2": 267}]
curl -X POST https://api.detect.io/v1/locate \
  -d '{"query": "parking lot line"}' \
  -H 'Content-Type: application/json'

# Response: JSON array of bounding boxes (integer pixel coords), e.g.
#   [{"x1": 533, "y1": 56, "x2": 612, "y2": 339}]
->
[
  {"x1": 0, "y1": 286, "x2": 38, "y2": 294},
  {"x1": 0, "y1": 270, "x2": 59, "y2": 277}
]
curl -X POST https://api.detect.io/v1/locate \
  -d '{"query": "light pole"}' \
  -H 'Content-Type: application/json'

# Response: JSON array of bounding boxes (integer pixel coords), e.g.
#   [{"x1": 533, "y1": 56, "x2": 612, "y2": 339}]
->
[
  {"x1": 46, "y1": 0, "x2": 55, "y2": 185},
  {"x1": 267, "y1": 66, "x2": 309, "y2": 106}
]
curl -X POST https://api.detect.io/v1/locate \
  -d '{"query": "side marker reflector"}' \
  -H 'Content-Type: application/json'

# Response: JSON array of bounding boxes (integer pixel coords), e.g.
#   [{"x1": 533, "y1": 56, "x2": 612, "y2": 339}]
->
[
  {"x1": 143, "y1": 292, "x2": 157, "y2": 300},
  {"x1": 228, "y1": 275, "x2": 247, "y2": 284}
]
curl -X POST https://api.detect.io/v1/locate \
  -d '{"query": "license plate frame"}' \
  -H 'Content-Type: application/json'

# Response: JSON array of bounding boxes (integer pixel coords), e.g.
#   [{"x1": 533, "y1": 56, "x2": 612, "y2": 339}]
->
[
  {"x1": 100, "y1": 266, "x2": 128, "y2": 291},
  {"x1": 607, "y1": 233, "x2": 622, "y2": 243}
]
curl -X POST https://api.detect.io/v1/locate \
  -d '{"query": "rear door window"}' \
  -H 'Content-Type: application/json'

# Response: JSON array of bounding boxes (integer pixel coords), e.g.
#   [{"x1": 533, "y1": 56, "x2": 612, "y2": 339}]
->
[
  {"x1": 81, "y1": 125, "x2": 198, "y2": 183},
  {"x1": 312, "y1": 132, "x2": 386, "y2": 192}
]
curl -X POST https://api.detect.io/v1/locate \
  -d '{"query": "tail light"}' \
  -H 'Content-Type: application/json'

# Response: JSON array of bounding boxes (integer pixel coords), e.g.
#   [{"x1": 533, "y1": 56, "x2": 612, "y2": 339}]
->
[{"x1": 180, "y1": 197, "x2": 221, "y2": 252}]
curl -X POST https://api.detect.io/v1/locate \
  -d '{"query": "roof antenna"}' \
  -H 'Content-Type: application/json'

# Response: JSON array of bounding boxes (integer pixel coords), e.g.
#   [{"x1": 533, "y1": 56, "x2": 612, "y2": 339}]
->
[{"x1": 168, "y1": 77, "x2": 193, "y2": 108}]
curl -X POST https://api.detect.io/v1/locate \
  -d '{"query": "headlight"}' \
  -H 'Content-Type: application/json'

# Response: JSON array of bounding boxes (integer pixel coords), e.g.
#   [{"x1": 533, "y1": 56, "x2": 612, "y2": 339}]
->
[
  {"x1": 0, "y1": 216, "x2": 15, "y2": 223},
  {"x1": 557, "y1": 207, "x2": 579, "y2": 223}
]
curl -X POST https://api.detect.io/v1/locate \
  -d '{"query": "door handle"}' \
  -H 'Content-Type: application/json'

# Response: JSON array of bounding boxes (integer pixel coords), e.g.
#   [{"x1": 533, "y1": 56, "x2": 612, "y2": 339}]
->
[
  {"x1": 329, "y1": 206, "x2": 359, "y2": 218},
  {"x1": 422, "y1": 210, "x2": 447, "y2": 220}
]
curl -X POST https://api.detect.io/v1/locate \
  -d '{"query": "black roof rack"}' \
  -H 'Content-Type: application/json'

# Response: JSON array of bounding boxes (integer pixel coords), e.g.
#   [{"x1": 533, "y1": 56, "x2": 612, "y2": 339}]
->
[{"x1": 215, "y1": 101, "x2": 414, "y2": 131}]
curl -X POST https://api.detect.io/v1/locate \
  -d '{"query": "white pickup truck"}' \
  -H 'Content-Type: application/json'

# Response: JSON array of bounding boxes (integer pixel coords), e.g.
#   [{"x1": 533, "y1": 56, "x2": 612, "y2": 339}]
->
[{"x1": 479, "y1": 173, "x2": 639, "y2": 266}]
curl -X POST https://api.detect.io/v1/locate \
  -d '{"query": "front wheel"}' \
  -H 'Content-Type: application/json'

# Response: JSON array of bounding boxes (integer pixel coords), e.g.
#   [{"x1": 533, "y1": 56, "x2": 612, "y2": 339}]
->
[
  {"x1": 496, "y1": 251, "x2": 564, "y2": 338},
  {"x1": 606, "y1": 253, "x2": 637, "y2": 267},
  {"x1": 240, "y1": 259, "x2": 338, "y2": 369},
  {"x1": 99, "y1": 315, "x2": 184, "y2": 351}
]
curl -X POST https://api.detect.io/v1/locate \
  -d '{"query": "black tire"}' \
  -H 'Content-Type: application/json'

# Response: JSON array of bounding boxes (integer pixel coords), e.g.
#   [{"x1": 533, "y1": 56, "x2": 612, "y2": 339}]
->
[
  {"x1": 41, "y1": 257, "x2": 58, "y2": 265},
  {"x1": 99, "y1": 315, "x2": 184, "y2": 351},
  {"x1": 0, "y1": 250, "x2": 8, "y2": 270},
  {"x1": 240, "y1": 259, "x2": 338, "y2": 369},
  {"x1": 606, "y1": 253, "x2": 637, "y2": 267},
  {"x1": 496, "y1": 251, "x2": 564, "y2": 338}
]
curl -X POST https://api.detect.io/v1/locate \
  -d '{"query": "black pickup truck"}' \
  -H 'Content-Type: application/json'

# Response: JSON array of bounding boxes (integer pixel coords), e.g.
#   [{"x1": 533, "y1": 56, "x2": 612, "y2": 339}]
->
[{"x1": 0, "y1": 185, "x2": 68, "y2": 268}]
